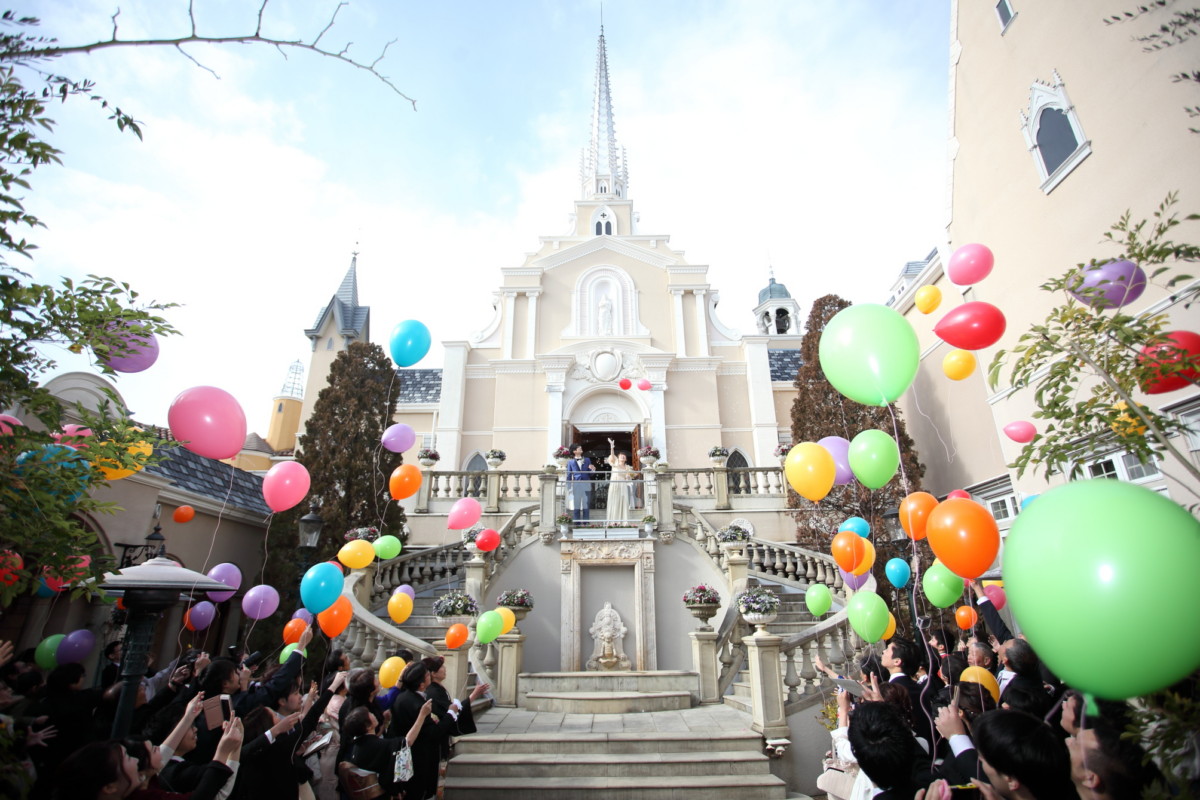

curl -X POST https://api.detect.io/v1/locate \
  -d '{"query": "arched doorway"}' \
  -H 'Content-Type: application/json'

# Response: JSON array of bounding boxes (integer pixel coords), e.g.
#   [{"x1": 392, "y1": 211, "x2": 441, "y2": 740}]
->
[
  {"x1": 727, "y1": 449, "x2": 750, "y2": 495},
  {"x1": 464, "y1": 453, "x2": 487, "y2": 497},
  {"x1": 564, "y1": 387, "x2": 649, "y2": 520}
]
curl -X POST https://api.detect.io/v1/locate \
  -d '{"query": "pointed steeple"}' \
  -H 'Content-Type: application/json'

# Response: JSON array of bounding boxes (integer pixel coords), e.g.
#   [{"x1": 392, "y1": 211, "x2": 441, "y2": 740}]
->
[
  {"x1": 581, "y1": 25, "x2": 627, "y2": 200},
  {"x1": 337, "y1": 250, "x2": 360, "y2": 309},
  {"x1": 305, "y1": 251, "x2": 370, "y2": 343}
]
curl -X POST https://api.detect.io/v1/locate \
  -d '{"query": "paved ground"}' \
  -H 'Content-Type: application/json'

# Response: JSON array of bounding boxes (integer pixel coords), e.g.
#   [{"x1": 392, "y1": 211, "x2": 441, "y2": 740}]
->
[{"x1": 471, "y1": 703, "x2": 760, "y2": 736}]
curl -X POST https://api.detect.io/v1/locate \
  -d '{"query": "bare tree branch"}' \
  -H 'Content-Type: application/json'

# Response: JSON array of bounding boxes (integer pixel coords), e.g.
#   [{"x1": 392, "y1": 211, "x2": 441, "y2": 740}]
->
[
  {"x1": 174, "y1": 43, "x2": 219, "y2": 80},
  {"x1": 188, "y1": 0, "x2": 197, "y2": 37},
  {"x1": 110, "y1": 8, "x2": 121, "y2": 40},
  {"x1": 255, "y1": 0, "x2": 269, "y2": 37},
  {"x1": 313, "y1": 2, "x2": 347, "y2": 48}
]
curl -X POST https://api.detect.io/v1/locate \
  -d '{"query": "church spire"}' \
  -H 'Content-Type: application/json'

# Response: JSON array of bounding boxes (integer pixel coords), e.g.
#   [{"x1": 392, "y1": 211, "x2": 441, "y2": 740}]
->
[
  {"x1": 337, "y1": 249, "x2": 360, "y2": 309},
  {"x1": 581, "y1": 25, "x2": 627, "y2": 200}
]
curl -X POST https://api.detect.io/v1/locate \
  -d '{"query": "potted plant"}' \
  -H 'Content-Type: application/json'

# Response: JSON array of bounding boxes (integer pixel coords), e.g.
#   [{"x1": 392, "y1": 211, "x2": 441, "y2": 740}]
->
[
  {"x1": 709, "y1": 445, "x2": 729, "y2": 465},
  {"x1": 552, "y1": 445, "x2": 572, "y2": 468},
  {"x1": 432, "y1": 589, "x2": 478, "y2": 625},
  {"x1": 485, "y1": 448, "x2": 507, "y2": 469},
  {"x1": 344, "y1": 526, "x2": 380, "y2": 543},
  {"x1": 716, "y1": 524, "x2": 750, "y2": 555},
  {"x1": 418, "y1": 447, "x2": 440, "y2": 467},
  {"x1": 736, "y1": 586, "x2": 781, "y2": 634},
  {"x1": 496, "y1": 588, "x2": 534, "y2": 632},
  {"x1": 641, "y1": 514, "x2": 657, "y2": 534},
  {"x1": 773, "y1": 443, "x2": 791, "y2": 463},
  {"x1": 637, "y1": 444, "x2": 660, "y2": 467},
  {"x1": 555, "y1": 512, "x2": 572, "y2": 536},
  {"x1": 682, "y1": 583, "x2": 722, "y2": 629},
  {"x1": 461, "y1": 526, "x2": 483, "y2": 560}
]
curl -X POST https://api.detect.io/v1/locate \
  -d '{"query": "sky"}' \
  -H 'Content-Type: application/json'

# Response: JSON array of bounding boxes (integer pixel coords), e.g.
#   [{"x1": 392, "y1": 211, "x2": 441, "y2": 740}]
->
[{"x1": 16, "y1": 0, "x2": 951, "y2": 435}]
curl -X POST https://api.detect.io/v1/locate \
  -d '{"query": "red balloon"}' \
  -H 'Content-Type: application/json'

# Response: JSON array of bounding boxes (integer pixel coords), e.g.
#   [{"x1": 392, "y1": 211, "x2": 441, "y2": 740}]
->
[
  {"x1": 43, "y1": 555, "x2": 91, "y2": 593},
  {"x1": 926, "y1": 498, "x2": 1000, "y2": 580},
  {"x1": 0, "y1": 551, "x2": 22, "y2": 586},
  {"x1": 1138, "y1": 330, "x2": 1200, "y2": 394},
  {"x1": 317, "y1": 595, "x2": 352, "y2": 638},
  {"x1": 983, "y1": 584, "x2": 1007, "y2": 610},
  {"x1": 899, "y1": 492, "x2": 938, "y2": 541},
  {"x1": 445, "y1": 623, "x2": 469, "y2": 649},
  {"x1": 831, "y1": 530, "x2": 866, "y2": 573},
  {"x1": 946, "y1": 489, "x2": 970, "y2": 500},
  {"x1": 933, "y1": 302, "x2": 1006, "y2": 350},
  {"x1": 282, "y1": 618, "x2": 308, "y2": 645},
  {"x1": 618, "y1": 378, "x2": 632, "y2": 390},
  {"x1": 475, "y1": 528, "x2": 501, "y2": 552},
  {"x1": 173, "y1": 505, "x2": 196, "y2": 523},
  {"x1": 955, "y1": 605, "x2": 980, "y2": 630}
]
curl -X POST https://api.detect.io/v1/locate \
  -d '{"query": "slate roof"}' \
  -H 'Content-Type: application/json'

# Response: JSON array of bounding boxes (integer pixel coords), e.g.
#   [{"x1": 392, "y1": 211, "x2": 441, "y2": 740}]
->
[
  {"x1": 768, "y1": 349, "x2": 803, "y2": 382},
  {"x1": 398, "y1": 369, "x2": 442, "y2": 405},
  {"x1": 305, "y1": 259, "x2": 370, "y2": 341},
  {"x1": 145, "y1": 444, "x2": 270, "y2": 516},
  {"x1": 242, "y1": 432, "x2": 275, "y2": 454}
]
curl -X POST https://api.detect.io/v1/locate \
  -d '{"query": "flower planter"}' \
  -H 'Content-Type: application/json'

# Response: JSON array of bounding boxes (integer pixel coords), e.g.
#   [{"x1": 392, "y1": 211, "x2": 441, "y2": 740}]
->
[
  {"x1": 419, "y1": 458, "x2": 437, "y2": 468},
  {"x1": 686, "y1": 603, "x2": 720, "y2": 630},
  {"x1": 741, "y1": 610, "x2": 778, "y2": 635},
  {"x1": 711, "y1": 456, "x2": 726, "y2": 466},
  {"x1": 486, "y1": 458, "x2": 504, "y2": 469},
  {"x1": 641, "y1": 455, "x2": 658, "y2": 468},
  {"x1": 501, "y1": 604, "x2": 530, "y2": 633},
  {"x1": 436, "y1": 614, "x2": 474, "y2": 628},
  {"x1": 464, "y1": 542, "x2": 483, "y2": 562},
  {"x1": 558, "y1": 523, "x2": 571, "y2": 537},
  {"x1": 555, "y1": 457, "x2": 569, "y2": 469},
  {"x1": 720, "y1": 541, "x2": 747, "y2": 557}
]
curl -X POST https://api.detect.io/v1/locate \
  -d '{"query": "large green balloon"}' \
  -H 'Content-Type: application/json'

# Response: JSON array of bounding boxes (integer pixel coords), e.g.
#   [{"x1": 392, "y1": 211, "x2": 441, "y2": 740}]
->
[
  {"x1": 847, "y1": 590, "x2": 889, "y2": 643},
  {"x1": 848, "y1": 430, "x2": 900, "y2": 489},
  {"x1": 818, "y1": 304, "x2": 920, "y2": 406},
  {"x1": 35, "y1": 634, "x2": 65, "y2": 671},
  {"x1": 1005, "y1": 479, "x2": 1200, "y2": 700},
  {"x1": 373, "y1": 535, "x2": 402, "y2": 561},
  {"x1": 805, "y1": 584, "x2": 833, "y2": 617},
  {"x1": 922, "y1": 560, "x2": 964, "y2": 608},
  {"x1": 475, "y1": 610, "x2": 504, "y2": 644}
]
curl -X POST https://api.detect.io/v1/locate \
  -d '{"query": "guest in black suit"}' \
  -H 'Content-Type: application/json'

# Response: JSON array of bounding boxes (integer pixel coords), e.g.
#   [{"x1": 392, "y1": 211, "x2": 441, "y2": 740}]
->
[
  {"x1": 340, "y1": 703, "x2": 432, "y2": 798},
  {"x1": 973, "y1": 709, "x2": 1079, "y2": 799},
  {"x1": 848, "y1": 701, "x2": 921, "y2": 799},
  {"x1": 882, "y1": 637, "x2": 937, "y2": 745},
  {"x1": 387, "y1": 662, "x2": 461, "y2": 800},
  {"x1": 421, "y1": 656, "x2": 490, "y2": 760}
]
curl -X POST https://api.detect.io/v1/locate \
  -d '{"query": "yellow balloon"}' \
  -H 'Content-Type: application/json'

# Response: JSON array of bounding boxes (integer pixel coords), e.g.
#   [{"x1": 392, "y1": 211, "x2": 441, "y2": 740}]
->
[
  {"x1": 852, "y1": 539, "x2": 876, "y2": 576},
  {"x1": 378, "y1": 656, "x2": 407, "y2": 689},
  {"x1": 784, "y1": 442, "x2": 836, "y2": 503},
  {"x1": 1110, "y1": 401, "x2": 1148, "y2": 436},
  {"x1": 496, "y1": 606, "x2": 516, "y2": 635},
  {"x1": 883, "y1": 612, "x2": 897, "y2": 640},
  {"x1": 959, "y1": 666, "x2": 1000, "y2": 704},
  {"x1": 98, "y1": 439, "x2": 153, "y2": 480},
  {"x1": 914, "y1": 285, "x2": 942, "y2": 314},
  {"x1": 942, "y1": 349, "x2": 977, "y2": 381},
  {"x1": 387, "y1": 591, "x2": 413, "y2": 624},
  {"x1": 338, "y1": 539, "x2": 376, "y2": 570}
]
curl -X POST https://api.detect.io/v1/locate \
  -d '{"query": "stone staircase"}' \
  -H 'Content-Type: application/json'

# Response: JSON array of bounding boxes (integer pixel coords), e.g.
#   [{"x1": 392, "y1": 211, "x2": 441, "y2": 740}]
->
[
  {"x1": 518, "y1": 671, "x2": 698, "y2": 713},
  {"x1": 443, "y1": 728, "x2": 789, "y2": 799},
  {"x1": 376, "y1": 594, "x2": 446, "y2": 643},
  {"x1": 725, "y1": 589, "x2": 813, "y2": 714}
]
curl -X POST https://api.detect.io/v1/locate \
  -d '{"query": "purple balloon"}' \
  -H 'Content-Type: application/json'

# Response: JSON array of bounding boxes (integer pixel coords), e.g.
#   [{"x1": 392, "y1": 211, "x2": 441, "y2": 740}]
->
[
  {"x1": 207, "y1": 562, "x2": 242, "y2": 602},
  {"x1": 101, "y1": 321, "x2": 161, "y2": 373},
  {"x1": 1069, "y1": 259, "x2": 1147, "y2": 309},
  {"x1": 55, "y1": 629, "x2": 96, "y2": 665},
  {"x1": 397, "y1": 584, "x2": 415, "y2": 600},
  {"x1": 187, "y1": 600, "x2": 216, "y2": 631},
  {"x1": 381, "y1": 423, "x2": 417, "y2": 454},
  {"x1": 242, "y1": 584, "x2": 280, "y2": 620},
  {"x1": 291, "y1": 608, "x2": 314, "y2": 624},
  {"x1": 818, "y1": 436, "x2": 854, "y2": 486},
  {"x1": 839, "y1": 567, "x2": 870, "y2": 591}
]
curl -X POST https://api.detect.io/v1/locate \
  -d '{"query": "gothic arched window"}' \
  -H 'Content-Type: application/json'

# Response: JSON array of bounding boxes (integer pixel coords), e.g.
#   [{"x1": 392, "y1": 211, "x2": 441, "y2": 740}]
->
[
  {"x1": 775, "y1": 309, "x2": 791, "y2": 334},
  {"x1": 1021, "y1": 71, "x2": 1091, "y2": 194},
  {"x1": 726, "y1": 450, "x2": 750, "y2": 495}
]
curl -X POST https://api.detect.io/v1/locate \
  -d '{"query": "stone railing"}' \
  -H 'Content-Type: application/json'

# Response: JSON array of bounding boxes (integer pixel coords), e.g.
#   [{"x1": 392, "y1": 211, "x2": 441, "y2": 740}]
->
[
  {"x1": 662, "y1": 466, "x2": 786, "y2": 510},
  {"x1": 338, "y1": 569, "x2": 438, "y2": 670},
  {"x1": 414, "y1": 469, "x2": 547, "y2": 514},
  {"x1": 370, "y1": 540, "x2": 471, "y2": 608}
]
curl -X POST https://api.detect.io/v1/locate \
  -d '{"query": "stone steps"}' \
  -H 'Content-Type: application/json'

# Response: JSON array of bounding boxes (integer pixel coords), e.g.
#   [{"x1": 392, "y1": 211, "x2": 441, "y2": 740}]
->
[
  {"x1": 518, "y1": 670, "x2": 701, "y2": 713},
  {"x1": 524, "y1": 690, "x2": 693, "y2": 713},
  {"x1": 444, "y1": 730, "x2": 787, "y2": 799}
]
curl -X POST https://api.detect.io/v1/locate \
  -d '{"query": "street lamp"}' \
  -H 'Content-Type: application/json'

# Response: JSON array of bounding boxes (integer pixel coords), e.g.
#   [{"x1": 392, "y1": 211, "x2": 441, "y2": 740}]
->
[
  {"x1": 880, "y1": 507, "x2": 929, "y2": 635},
  {"x1": 297, "y1": 505, "x2": 325, "y2": 550},
  {"x1": 100, "y1": 554, "x2": 234, "y2": 739},
  {"x1": 116, "y1": 523, "x2": 167, "y2": 568}
]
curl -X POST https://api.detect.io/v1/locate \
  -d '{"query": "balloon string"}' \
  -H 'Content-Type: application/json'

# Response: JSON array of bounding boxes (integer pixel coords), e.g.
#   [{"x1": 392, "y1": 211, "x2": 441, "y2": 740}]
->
[
  {"x1": 242, "y1": 512, "x2": 275, "y2": 648},
  {"x1": 903, "y1": 377, "x2": 957, "y2": 466}
]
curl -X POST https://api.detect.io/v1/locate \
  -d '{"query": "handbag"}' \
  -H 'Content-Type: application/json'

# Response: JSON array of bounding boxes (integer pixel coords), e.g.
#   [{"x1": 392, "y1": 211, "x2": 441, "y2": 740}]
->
[
  {"x1": 393, "y1": 741, "x2": 414, "y2": 784},
  {"x1": 816, "y1": 756, "x2": 859, "y2": 800},
  {"x1": 336, "y1": 762, "x2": 384, "y2": 800}
]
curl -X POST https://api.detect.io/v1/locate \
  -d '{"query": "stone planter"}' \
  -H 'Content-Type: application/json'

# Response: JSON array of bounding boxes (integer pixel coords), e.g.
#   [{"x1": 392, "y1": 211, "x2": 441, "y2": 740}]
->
[
  {"x1": 711, "y1": 456, "x2": 726, "y2": 466},
  {"x1": 419, "y1": 458, "x2": 437, "y2": 468},
  {"x1": 486, "y1": 458, "x2": 504, "y2": 470},
  {"x1": 642, "y1": 523, "x2": 655, "y2": 535},
  {"x1": 555, "y1": 457, "x2": 569, "y2": 469},
  {"x1": 436, "y1": 614, "x2": 474, "y2": 628},
  {"x1": 740, "y1": 610, "x2": 778, "y2": 636},
  {"x1": 501, "y1": 605, "x2": 530, "y2": 634},
  {"x1": 686, "y1": 603, "x2": 720, "y2": 631},
  {"x1": 463, "y1": 542, "x2": 483, "y2": 562},
  {"x1": 558, "y1": 523, "x2": 571, "y2": 538},
  {"x1": 641, "y1": 455, "x2": 658, "y2": 468},
  {"x1": 720, "y1": 540, "x2": 747, "y2": 557}
]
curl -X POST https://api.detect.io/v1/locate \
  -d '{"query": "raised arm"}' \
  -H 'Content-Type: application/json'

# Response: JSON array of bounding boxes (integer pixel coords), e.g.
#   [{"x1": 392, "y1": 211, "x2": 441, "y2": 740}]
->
[{"x1": 404, "y1": 699, "x2": 434, "y2": 747}]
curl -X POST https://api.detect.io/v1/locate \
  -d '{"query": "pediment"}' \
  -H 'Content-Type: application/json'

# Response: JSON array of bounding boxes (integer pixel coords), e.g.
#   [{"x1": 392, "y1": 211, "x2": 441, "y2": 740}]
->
[{"x1": 532, "y1": 236, "x2": 677, "y2": 271}]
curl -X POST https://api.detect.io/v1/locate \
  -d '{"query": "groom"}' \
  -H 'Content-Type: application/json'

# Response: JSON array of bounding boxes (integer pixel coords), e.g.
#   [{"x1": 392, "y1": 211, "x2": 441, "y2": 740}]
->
[{"x1": 566, "y1": 443, "x2": 596, "y2": 523}]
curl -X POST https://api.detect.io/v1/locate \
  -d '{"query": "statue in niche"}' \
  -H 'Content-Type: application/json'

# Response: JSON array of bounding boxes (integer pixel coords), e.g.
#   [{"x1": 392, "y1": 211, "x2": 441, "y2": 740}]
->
[
  {"x1": 586, "y1": 601, "x2": 631, "y2": 671},
  {"x1": 597, "y1": 294, "x2": 613, "y2": 336}
]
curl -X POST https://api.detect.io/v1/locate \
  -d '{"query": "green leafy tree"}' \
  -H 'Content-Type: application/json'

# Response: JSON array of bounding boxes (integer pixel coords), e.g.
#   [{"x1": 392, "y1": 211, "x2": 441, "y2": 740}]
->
[{"x1": 1105, "y1": 1, "x2": 1200, "y2": 133}]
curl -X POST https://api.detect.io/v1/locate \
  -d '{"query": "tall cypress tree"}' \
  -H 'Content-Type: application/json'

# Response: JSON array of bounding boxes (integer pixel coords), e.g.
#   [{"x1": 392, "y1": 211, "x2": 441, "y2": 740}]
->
[{"x1": 789, "y1": 294, "x2": 925, "y2": 549}]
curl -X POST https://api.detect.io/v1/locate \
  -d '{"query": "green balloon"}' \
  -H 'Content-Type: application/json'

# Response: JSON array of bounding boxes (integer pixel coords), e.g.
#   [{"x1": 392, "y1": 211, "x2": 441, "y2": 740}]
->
[
  {"x1": 848, "y1": 430, "x2": 900, "y2": 489},
  {"x1": 279, "y1": 643, "x2": 308, "y2": 664},
  {"x1": 1005, "y1": 479, "x2": 1200, "y2": 700},
  {"x1": 922, "y1": 560, "x2": 964, "y2": 608},
  {"x1": 35, "y1": 634, "x2": 65, "y2": 671},
  {"x1": 373, "y1": 535, "x2": 403, "y2": 561},
  {"x1": 805, "y1": 584, "x2": 832, "y2": 617},
  {"x1": 475, "y1": 610, "x2": 504, "y2": 644},
  {"x1": 818, "y1": 304, "x2": 920, "y2": 406},
  {"x1": 847, "y1": 590, "x2": 889, "y2": 642}
]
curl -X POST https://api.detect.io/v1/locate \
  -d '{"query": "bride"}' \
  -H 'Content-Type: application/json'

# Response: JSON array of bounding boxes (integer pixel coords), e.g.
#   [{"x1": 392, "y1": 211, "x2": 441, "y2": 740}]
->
[{"x1": 605, "y1": 437, "x2": 635, "y2": 524}]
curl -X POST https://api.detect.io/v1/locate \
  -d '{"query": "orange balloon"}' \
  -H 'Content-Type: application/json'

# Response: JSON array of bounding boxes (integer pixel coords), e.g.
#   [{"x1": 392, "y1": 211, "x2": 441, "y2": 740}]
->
[
  {"x1": 831, "y1": 530, "x2": 866, "y2": 573},
  {"x1": 317, "y1": 595, "x2": 352, "y2": 638},
  {"x1": 883, "y1": 612, "x2": 897, "y2": 640},
  {"x1": 851, "y1": 539, "x2": 876, "y2": 576},
  {"x1": 955, "y1": 605, "x2": 979, "y2": 630},
  {"x1": 495, "y1": 606, "x2": 516, "y2": 635},
  {"x1": 926, "y1": 498, "x2": 1001, "y2": 580},
  {"x1": 389, "y1": 464, "x2": 423, "y2": 500},
  {"x1": 173, "y1": 505, "x2": 195, "y2": 523},
  {"x1": 282, "y1": 617, "x2": 308, "y2": 645},
  {"x1": 445, "y1": 623, "x2": 469, "y2": 649},
  {"x1": 899, "y1": 492, "x2": 938, "y2": 541}
]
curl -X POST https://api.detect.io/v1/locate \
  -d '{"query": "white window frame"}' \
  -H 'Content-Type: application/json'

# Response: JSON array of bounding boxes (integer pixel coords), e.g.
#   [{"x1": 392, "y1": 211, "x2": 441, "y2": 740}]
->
[
  {"x1": 1020, "y1": 70, "x2": 1091, "y2": 194},
  {"x1": 995, "y1": 0, "x2": 1016, "y2": 33},
  {"x1": 967, "y1": 475, "x2": 1020, "y2": 531},
  {"x1": 1082, "y1": 449, "x2": 1163, "y2": 487}
]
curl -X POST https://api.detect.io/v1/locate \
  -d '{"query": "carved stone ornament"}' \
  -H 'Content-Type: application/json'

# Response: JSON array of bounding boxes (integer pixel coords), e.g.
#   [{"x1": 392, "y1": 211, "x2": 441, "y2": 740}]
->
[
  {"x1": 586, "y1": 601, "x2": 631, "y2": 672},
  {"x1": 567, "y1": 348, "x2": 647, "y2": 384},
  {"x1": 575, "y1": 542, "x2": 641, "y2": 561}
]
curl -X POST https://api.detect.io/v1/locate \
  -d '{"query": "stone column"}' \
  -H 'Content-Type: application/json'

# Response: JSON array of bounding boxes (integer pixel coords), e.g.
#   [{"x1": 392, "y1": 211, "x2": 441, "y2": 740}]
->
[
  {"x1": 654, "y1": 466, "x2": 675, "y2": 539},
  {"x1": 670, "y1": 289, "x2": 688, "y2": 358},
  {"x1": 744, "y1": 630, "x2": 790, "y2": 739},
  {"x1": 689, "y1": 630, "x2": 720, "y2": 704},
  {"x1": 501, "y1": 291, "x2": 517, "y2": 360},
  {"x1": 538, "y1": 472, "x2": 558, "y2": 539},
  {"x1": 693, "y1": 289, "x2": 710, "y2": 357},
  {"x1": 493, "y1": 632, "x2": 525, "y2": 707},
  {"x1": 725, "y1": 551, "x2": 750, "y2": 596},
  {"x1": 415, "y1": 469, "x2": 432, "y2": 513},
  {"x1": 524, "y1": 290, "x2": 540, "y2": 359},
  {"x1": 485, "y1": 469, "x2": 501, "y2": 514},
  {"x1": 464, "y1": 557, "x2": 487, "y2": 614},
  {"x1": 714, "y1": 465, "x2": 731, "y2": 510},
  {"x1": 435, "y1": 638, "x2": 472, "y2": 701}
]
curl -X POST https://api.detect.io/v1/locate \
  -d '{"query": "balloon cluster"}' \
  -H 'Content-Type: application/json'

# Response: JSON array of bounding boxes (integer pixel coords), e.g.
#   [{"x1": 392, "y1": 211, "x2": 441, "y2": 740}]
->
[
  {"x1": 35, "y1": 629, "x2": 96, "y2": 670},
  {"x1": 782, "y1": 430, "x2": 901, "y2": 502},
  {"x1": 617, "y1": 377, "x2": 652, "y2": 391}
]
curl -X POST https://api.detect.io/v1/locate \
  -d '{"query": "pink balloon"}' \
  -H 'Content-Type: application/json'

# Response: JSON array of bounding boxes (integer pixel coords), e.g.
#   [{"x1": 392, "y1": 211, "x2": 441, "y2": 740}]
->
[
  {"x1": 381, "y1": 423, "x2": 417, "y2": 453},
  {"x1": 207, "y1": 562, "x2": 242, "y2": 602},
  {"x1": 101, "y1": 320, "x2": 160, "y2": 373},
  {"x1": 447, "y1": 497, "x2": 482, "y2": 530},
  {"x1": 187, "y1": 600, "x2": 216, "y2": 631},
  {"x1": 242, "y1": 584, "x2": 280, "y2": 620},
  {"x1": 0, "y1": 414, "x2": 23, "y2": 435},
  {"x1": 947, "y1": 243, "x2": 994, "y2": 286},
  {"x1": 946, "y1": 489, "x2": 971, "y2": 500},
  {"x1": 983, "y1": 584, "x2": 1007, "y2": 610},
  {"x1": 168, "y1": 386, "x2": 247, "y2": 460},
  {"x1": 53, "y1": 424, "x2": 93, "y2": 449},
  {"x1": 636, "y1": 378, "x2": 652, "y2": 391},
  {"x1": 262, "y1": 461, "x2": 311, "y2": 513},
  {"x1": 1003, "y1": 421, "x2": 1036, "y2": 444}
]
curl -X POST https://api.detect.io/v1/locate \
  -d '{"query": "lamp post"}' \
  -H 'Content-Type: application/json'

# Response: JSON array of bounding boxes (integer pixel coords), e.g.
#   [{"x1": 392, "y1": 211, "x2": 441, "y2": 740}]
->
[
  {"x1": 100, "y1": 555, "x2": 235, "y2": 739},
  {"x1": 880, "y1": 507, "x2": 928, "y2": 635},
  {"x1": 297, "y1": 505, "x2": 324, "y2": 571},
  {"x1": 115, "y1": 523, "x2": 167, "y2": 568}
]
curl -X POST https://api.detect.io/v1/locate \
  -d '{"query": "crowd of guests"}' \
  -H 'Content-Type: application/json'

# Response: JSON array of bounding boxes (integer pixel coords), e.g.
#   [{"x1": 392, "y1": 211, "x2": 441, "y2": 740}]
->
[
  {"x1": 0, "y1": 624, "x2": 489, "y2": 800},
  {"x1": 815, "y1": 580, "x2": 1190, "y2": 800}
]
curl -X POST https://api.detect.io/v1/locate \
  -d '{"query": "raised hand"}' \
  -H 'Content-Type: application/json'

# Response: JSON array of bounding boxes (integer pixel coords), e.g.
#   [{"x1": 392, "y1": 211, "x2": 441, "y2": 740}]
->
[{"x1": 469, "y1": 683, "x2": 490, "y2": 701}]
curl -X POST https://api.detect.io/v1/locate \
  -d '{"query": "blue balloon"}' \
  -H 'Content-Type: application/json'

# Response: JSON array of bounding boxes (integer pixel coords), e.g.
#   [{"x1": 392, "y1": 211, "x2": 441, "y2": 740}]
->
[
  {"x1": 1019, "y1": 494, "x2": 1039, "y2": 510},
  {"x1": 300, "y1": 562, "x2": 343, "y2": 614},
  {"x1": 838, "y1": 516, "x2": 870, "y2": 538},
  {"x1": 16, "y1": 444, "x2": 90, "y2": 504},
  {"x1": 34, "y1": 578, "x2": 55, "y2": 598},
  {"x1": 389, "y1": 320, "x2": 431, "y2": 368},
  {"x1": 885, "y1": 557, "x2": 911, "y2": 589}
]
